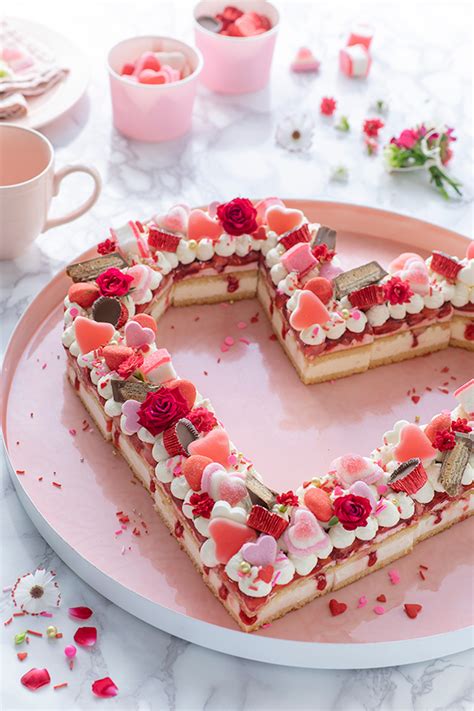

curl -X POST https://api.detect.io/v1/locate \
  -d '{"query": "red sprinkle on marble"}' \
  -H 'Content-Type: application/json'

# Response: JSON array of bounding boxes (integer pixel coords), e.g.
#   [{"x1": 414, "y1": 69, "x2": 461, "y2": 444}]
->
[
  {"x1": 438, "y1": 387, "x2": 449, "y2": 394},
  {"x1": 54, "y1": 683, "x2": 68, "y2": 690},
  {"x1": 17, "y1": 652, "x2": 28, "y2": 661},
  {"x1": 26, "y1": 630, "x2": 43, "y2": 637},
  {"x1": 3, "y1": 617, "x2": 12, "y2": 626},
  {"x1": 16, "y1": 470, "x2": 25, "y2": 475},
  {"x1": 376, "y1": 594, "x2": 386, "y2": 602},
  {"x1": 419, "y1": 564, "x2": 428, "y2": 570},
  {"x1": 419, "y1": 570, "x2": 426, "y2": 580},
  {"x1": 52, "y1": 482, "x2": 62, "y2": 489},
  {"x1": 411, "y1": 395, "x2": 420, "y2": 404},
  {"x1": 404, "y1": 603, "x2": 422, "y2": 619},
  {"x1": 329, "y1": 599, "x2": 347, "y2": 616}
]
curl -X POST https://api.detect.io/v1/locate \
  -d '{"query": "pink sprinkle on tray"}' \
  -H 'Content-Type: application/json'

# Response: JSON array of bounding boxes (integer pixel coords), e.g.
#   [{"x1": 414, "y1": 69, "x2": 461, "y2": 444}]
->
[
  {"x1": 224, "y1": 336, "x2": 234, "y2": 347},
  {"x1": 388, "y1": 569, "x2": 400, "y2": 585},
  {"x1": 373, "y1": 606, "x2": 385, "y2": 615},
  {"x1": 69, "y1": 429, "x2": 77, "y2": 436},
  {"x1": 237, "y1": 321, "x2": 247, "y2": 329},
  {"x1": 239, "y1": 338, "x2": 251, "y2": 346},
  {"x1": 357, "y1": 595, "x2": 367, "y2": 608}
]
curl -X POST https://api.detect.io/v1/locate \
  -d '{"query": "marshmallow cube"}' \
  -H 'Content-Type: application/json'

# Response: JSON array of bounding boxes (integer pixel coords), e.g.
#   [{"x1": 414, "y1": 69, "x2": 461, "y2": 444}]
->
[
  {"x1": 339, "y1": 44, "x2": 371, "y2": 78},
  {"x1": 142, "y1": 349, "x2": 177, "y2": 385}
]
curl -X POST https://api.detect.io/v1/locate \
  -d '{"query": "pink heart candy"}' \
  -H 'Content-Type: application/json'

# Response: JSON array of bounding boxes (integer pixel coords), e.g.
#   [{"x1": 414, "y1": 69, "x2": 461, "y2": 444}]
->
[
  {"x1": 155, "y1": 205, "x2": 189, "y2": 234},
  {"x1": 121, "y1": 399, "x2": 141, "y2": 435},
  {"x1": 400, "y1": 260, "x2": 430, "y2": 295},
  {"x1": 241, "y1": 535, "x2": 277, "y2": 567},
  {"x1": 266, "y1": 205, "x2": 304, "y2": 235},
  {"x1": 138, "y1": 68, "x2": 167, "y2": 84},
  {"x1": 201, "y1": 463, "x2": 247, "y2": 506},
  {"x1": 289, "y1": 290, "x2": 330, "y2": 330},
  {"x1": 124, "y1": 320, "x2": 155, "y2": 349},
  {"x1": 331, "y1": 454, "x2": 383, "y2": 487},
  {"x1": 388, "y1": 252, "x2": 423, "y2": 274},
  {"x1": 187, "y1": 209, "x2": 222, "y2": 241},
  {"x1": 255, "y1": 197, "x2": 285, "y2": 225},
  {"x1": 284, "y1": 509, "x2": 329, "y2": 555}
]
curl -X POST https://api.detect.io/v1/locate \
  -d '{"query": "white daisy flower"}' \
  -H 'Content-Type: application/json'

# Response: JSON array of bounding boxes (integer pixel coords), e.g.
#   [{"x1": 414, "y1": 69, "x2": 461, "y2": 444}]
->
[
  {"x1": 275, "y1": 113, "x2": 314, "y2": 152},
  {"x1": 11, "y1": 569, "x2": 61, "y2": 614}
]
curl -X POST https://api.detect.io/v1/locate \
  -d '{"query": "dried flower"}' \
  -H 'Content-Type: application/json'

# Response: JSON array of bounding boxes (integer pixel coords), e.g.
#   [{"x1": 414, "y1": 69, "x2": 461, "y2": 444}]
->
[{"x1": 320, "y1": 97, "x2": 337, "y2": 116}]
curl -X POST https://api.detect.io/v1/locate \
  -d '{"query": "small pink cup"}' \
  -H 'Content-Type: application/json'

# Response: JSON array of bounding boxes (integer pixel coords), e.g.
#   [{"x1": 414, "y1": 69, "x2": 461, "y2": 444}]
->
[
  {"x1": 108, "y1": 36, "x2": 203, "y2": 142},
  {"x1": 194, "y1": 1, "x2": 280, "y2": 94}
]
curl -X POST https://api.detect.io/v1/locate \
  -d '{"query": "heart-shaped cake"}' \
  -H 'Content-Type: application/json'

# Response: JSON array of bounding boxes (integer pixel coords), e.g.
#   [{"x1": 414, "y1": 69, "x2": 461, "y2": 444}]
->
[{"x1": 62, "y1": 196, "x2": 474, "y2": 632}]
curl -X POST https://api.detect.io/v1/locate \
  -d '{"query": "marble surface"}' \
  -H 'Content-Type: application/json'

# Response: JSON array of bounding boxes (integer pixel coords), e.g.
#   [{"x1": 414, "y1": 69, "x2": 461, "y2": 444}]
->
[{"x1": 1, "y1": 1, "x2": 473, "y2": 709}]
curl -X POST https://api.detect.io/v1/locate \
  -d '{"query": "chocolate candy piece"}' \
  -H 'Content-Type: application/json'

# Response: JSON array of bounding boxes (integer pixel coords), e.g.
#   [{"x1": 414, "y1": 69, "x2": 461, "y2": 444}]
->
[
  {"x1": 315, "y1": 225, "x2": 337, "y2": 250},
  {"x1": 111, "y1": 379, "x2": 159, "y2": 403},
  {"x1": 388, "y1": 457, "x2": 427, "y2": 494},
  {"x1": 333, "y1": 260, "x2": 387, "y2": 300},
  {"x1": 439, "y1": 433, "x2": 472, "y2": 497},
  {"x1": 92, "y1": 296, "x2": 121, "y2": 326},
  {"x1": 245, "y1": 472, "x2": 278, "y2": 509},
  {"x1": 67, "y1": 253, "x2": 129, "y2": 282}
]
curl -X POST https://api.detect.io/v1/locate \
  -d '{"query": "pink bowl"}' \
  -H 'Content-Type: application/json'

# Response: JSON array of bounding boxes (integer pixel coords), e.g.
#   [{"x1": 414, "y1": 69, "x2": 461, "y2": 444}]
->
[
  {"x1": 108, "y1": 36, "x2": 203, "y2": 142},
  {"x1": 194, "y1": 1, "x2": 279, "y2": 94}
]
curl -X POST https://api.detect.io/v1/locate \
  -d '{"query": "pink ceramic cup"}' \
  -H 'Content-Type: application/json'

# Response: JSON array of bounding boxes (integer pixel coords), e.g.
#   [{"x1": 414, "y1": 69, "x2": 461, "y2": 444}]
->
[
  {"x1": 108, "y1": 36, "x2": 203, "y2": 142},
  {"x1": 193, "y1": 1, "x2": 280, "y2": 93},
  {"x1": 0, "y1": 124, "x2": 101, "y2": 260}
]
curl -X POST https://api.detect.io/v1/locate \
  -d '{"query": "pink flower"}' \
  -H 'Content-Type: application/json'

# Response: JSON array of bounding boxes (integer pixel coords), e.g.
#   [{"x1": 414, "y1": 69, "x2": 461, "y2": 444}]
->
[
  {"x1": 363, "y1": 118, "x2": 384, "y2": 138},
  {"x1": 396, "y1": 129, "x2": 419, "y2": 149}
]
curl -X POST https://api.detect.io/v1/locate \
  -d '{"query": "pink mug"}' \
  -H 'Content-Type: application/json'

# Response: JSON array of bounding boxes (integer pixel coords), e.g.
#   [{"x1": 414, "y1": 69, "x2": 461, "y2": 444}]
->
[
  {"x1": 194, "y1": 1, "x2": 280, "y2": 94},
  {"x1": 0, "y1": 124, "x2": 101, "y2": 260}
]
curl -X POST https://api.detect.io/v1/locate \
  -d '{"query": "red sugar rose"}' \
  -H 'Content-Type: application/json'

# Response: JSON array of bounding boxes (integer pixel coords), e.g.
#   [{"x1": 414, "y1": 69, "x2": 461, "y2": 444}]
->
[
  {"x1": 451, "y1": 418, "x2": 472, "y2": 434},
  {"x1": 384, "y1": 276, "x2": 414, "y2": 305},
  {"x1": 333, "y1": 494, "x2": 372, "y2": 531},
  {"x1": 434, "y1": 428, "x2": 456, "y2": 451},
  {"x1": 320, "y1": 97, "x2": 337, "y2": 116},
  {"x1": 217, "y1": 198, "x2": 257, "y2": 237},
  {"x1": 138, "y1": 387, "x2": 190, "y2": 436},
  {"x1": 96, "y1": 268, "x2": 133, "y2": 297},
  {"x1": 97, "y1": 238, "x2": 116, "y2": 255},
  {"x1": 187, "y1": 407, "x2": 218, "y2": 434},
  {"x1": 117, "y1": 352, "x2": 144, "y2": 379},
  {"x1": 190, "y1": 492, "x2": 215, "y2": 519}
]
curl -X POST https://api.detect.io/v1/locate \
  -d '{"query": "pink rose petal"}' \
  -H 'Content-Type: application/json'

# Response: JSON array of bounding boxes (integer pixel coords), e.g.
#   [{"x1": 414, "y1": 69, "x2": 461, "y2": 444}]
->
[
  {"x1": 73, "y1": 626, "x2": 97, "y2": 646},
  {"x1": 68, "y1": 606, "x2": 93, "y2": 620},
  {"x1": 92, "y1": 677, "x2": 119, "y2": 698}
]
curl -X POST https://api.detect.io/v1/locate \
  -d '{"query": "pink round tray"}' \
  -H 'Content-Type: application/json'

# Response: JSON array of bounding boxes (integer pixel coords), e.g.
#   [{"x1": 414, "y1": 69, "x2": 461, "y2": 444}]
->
[{"x1": 2, "y1": 201, "x2": 473, "y2": 668}]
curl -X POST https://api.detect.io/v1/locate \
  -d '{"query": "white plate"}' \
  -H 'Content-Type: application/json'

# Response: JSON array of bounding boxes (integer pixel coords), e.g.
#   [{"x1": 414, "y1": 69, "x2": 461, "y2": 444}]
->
[{"x1": 2, "y1": 17, "x2": 89, "y2": 129}]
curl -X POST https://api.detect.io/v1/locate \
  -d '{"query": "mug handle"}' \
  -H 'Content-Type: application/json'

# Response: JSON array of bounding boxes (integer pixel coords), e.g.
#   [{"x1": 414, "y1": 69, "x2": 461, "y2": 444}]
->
[{"x1": 43, "y1": 165, "x2": 101, "y2": 232}]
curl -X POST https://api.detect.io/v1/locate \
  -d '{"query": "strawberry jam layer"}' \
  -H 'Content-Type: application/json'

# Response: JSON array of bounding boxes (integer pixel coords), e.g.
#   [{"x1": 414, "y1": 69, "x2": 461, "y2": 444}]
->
[
  {"x1": 172, "y1": 251, "x2": 259, "y2": 282},
  {"x1": 372, "y1": 302, "x2": 453, "y2": 337},
  {"x1": 453, "y1": 303, "x2": 474, "y2": 314}
]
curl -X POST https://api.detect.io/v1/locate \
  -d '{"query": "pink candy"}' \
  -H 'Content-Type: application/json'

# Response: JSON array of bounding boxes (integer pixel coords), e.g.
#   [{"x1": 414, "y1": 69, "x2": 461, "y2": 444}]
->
[
  {"x1": 121, "y1": 50, "x2": 185, "y2": 84},
  {"x1": 339, "y1": 44, "x2": 371, "y2": 78},
  {"x1": 281, "y1": 242, "x2": 317, "y2": 275},
  {"x1": 340, "y1": 22, "x2": 374, "y2": 78}
]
